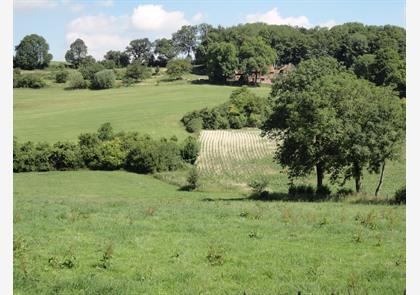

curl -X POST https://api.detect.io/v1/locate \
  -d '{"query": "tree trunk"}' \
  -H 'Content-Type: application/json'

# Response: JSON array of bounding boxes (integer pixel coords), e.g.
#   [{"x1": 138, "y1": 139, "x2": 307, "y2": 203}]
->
[
  {"x1": 316, "y1": 163, "x2": 324, "y2": 190},
  {"x1": 354, "y1": 162, "x2": 362, "y2": 193},
  {"x1": 374, "y1": 161, "x2": 386, "y2": 197}
]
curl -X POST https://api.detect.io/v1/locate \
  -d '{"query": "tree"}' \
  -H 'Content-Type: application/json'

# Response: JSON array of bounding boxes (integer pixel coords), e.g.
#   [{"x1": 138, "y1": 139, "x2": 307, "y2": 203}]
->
[
  {"x1": 14, "y1": 34, "x2": 52, "y2": 70},
  {"x1": 317, "y1": 74, "x2": 405, "y2": 193},
  {"x1": 352, "y1": 54, "x2": 376, "y2": 81},
  {"x1": 166, "y1": 59, "x2": 192, "y2": 80},
  {"x1": 65, "y1": 39, "x2": 88, "y2": 68},
  {"x1": 238, "y1": 37, "x2": 276, "y2": 84},
  {"x1": 124, "y1": 60, "x2": 152, "y2": 82},
  {"x1": 371, "y1": 48, "x2": 406, "y2": 97},
  {"x1": 263, "y1": 57, "x2": 345, "y2": 190},
  {"x1": 153, "y1": 38, "x2": 177, "y2": 66},
  {"x1": 172, "y1": 25, "x2": 198, "y2": 58},
  {"x1": 104, "y1": 50, "x2": 130, "y2": 68},
  {"x1": 126, "y1": 38, "x2": 152, "y2": 64},
  {"x1": 206, "y1": 42, "x2": 239, "y2": 83}
]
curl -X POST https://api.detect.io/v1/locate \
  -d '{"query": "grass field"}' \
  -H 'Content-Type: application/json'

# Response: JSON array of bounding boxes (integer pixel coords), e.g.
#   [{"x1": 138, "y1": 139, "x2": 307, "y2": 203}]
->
[
  {"x1": 14, "y1": 171, "x2": 405, "y2": 294},
  {"x1": 14, "y1": 78, "x2": 270, "y2": 142},
  {"x1": 13, "y1": 72, "x2": 406, "y2": 293}
]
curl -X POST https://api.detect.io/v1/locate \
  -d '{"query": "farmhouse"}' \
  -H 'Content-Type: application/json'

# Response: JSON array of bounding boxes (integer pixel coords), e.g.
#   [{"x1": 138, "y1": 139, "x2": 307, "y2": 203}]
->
[{"x1": 229, "y1": 63, "x2": 295, "y2": 84}]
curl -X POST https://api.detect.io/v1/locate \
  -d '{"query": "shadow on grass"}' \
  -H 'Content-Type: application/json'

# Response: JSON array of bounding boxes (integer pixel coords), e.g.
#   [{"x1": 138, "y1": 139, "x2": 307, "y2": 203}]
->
[{"x1": 201, "y1": 191, "x2": 398, "y2": 205}]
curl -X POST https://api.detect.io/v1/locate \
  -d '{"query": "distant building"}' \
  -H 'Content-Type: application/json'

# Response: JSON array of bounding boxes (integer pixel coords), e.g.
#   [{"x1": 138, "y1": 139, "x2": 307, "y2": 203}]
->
[{"x1": 229, "y1": 63, "x2": 295, "y2": 85}]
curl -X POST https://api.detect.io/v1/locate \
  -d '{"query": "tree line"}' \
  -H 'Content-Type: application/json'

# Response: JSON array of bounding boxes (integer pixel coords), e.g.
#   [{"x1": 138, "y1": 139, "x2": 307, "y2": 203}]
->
[{"x1": 14, "y1": 22, "x2": 405, "y2": 96}]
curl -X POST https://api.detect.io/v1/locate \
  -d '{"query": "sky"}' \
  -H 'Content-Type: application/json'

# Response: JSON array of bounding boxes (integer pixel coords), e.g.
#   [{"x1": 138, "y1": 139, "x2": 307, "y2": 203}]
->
[{"x1": 13, "y1": 0, "x2": 406, "y2": 61}]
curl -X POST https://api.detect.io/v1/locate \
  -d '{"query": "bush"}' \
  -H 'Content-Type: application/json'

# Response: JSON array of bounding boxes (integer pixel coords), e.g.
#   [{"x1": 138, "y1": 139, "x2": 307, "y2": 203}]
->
[
  {"x1": 166, "y1": 59, "x2": 192, "y2": 80},
  {"x1": 125, "y1": 138, "x2": 182, "y2": 174},
  {"x1": 33, "y1": 142, "x2": 54, "y2": 171},
  {"x1": 78, "y1": 132, "x2": 101, "y2": 168},
  {"x1": 228, "y1": 114, "x2": 246, "y2": 129},
  {"x1": 113, "y1": 68, "x2": 126, "y2": 80},
  {"x1": 100, "y1": 59, "x2": 116, "y2": 69},
  {"x1": 14, "y1": 73, "x2": 46, "y2": 88},
  {"x1": 91, "y1": 69, "x2": 115, "y2": 90},
  {"x1": 184, "y1": 117, "x2": 203, "y2": 133},
  {"x1": 186, "y1": 167, "x2": 199, "y2": 191},
  {"x1": 125, "y1": 61, "x2": 152, "y2": 82},
  {"x1": 50, "y1": 142, "x2": 82, "y2": 170},
  {"x1": 316, "y1": 185, "x2": 331, "y2": 197},
  {"x1": 393, "y1": 186, "x2": 406, "y2": 204},
  {"x1": 14, "y1": 141, "x2": 36, "y2": 172},
  {"x1": 180, "y1": 136, "x2": 200, "y2": 164},
  {"x1": 55, "y1": 70, "x2": 69, "y2": 83},
  {"x1": 93, "y1": 139, "x2": 126, "y2": 170},
  {"x1": 79, "y1": 62, "x2": 105, "y2": 81},
  {"x1": 66, "y1": 71, "x2": 88, "y2": 89},
  {"x1": 248, "y1": 176, "x2": 269, "y2": 195},
  {"x1": 97, "y1": 122, "x2": 114, "y2": 141}
]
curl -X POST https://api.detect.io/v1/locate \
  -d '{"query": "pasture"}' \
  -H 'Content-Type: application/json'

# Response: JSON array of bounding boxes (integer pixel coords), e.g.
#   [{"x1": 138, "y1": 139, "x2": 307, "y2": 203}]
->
[
  {"x1": 14, "y1": 171, "x2": 405, "y2": 294},
  {"x1": 13, "y1": 80, "x2": 270, "y2": 142}
]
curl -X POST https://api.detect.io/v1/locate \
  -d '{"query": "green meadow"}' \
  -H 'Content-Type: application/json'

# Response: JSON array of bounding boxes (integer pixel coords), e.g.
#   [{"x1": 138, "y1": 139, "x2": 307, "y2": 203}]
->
[{"x1": 14, "y1": 75, "x2": 405, "y2": 294}]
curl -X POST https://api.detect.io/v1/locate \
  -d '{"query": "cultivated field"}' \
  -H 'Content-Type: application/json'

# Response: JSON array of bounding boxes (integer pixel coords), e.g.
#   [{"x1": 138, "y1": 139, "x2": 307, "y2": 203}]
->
[{"x1": 197, "y1": 129, "x2": 277, "y2": 189}]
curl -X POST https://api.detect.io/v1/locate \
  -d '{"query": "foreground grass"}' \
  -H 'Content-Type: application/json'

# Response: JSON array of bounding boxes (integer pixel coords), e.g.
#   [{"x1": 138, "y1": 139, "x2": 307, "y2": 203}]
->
[
  {"x1": 14, "y1": 81, "x2": 270, "y2": 142},
  {"x1": 14, "y1": 171, "x2": 405, "y2": 294}
]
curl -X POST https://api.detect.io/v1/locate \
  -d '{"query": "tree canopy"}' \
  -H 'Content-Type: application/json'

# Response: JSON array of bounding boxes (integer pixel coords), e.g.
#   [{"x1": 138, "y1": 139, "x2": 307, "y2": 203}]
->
[
  {"x1": 14, "y1": 34, "x2": 52, "y2": 70},
  {"x1": 263, "y1": 57, "x2": 405, "y2": 193},
  {"x1": 65, "y1": 38, "x2": 88, "y2": 68}
]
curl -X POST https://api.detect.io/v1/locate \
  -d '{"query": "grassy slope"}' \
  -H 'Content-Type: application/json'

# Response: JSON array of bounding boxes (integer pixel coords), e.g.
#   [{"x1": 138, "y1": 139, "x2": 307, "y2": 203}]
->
[
  {"x1": 14, "y1": 171, "x2": 405, "y2": 294},
  {"x1": 14, "y1": 81, "x2": 270, "y2": 142}
]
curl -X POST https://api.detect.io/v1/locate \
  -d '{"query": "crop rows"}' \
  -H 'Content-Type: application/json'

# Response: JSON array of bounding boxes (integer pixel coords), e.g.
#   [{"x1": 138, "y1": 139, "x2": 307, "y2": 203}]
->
[{"x1": 196, "y1": 129, "x2": 277, "y2": 178}]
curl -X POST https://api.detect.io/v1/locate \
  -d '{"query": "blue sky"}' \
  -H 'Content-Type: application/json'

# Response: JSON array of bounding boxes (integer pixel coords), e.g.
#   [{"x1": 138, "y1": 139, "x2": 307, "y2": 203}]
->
[{"x1": 14, "y1": 0, "x2": 406, "y2": 61}]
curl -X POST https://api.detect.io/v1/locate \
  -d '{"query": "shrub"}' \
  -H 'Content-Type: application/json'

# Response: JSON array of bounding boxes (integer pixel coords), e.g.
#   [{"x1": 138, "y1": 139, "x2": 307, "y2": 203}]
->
[
  {"x1": 100, "y1": 59, "x2": 116, "y2": 69},
  {"x1": 79, "y1": 62, "x2": 105, "y2": 81},
  {"x1": 93, "y1": 139, "x2": 126, "y2": 170},
  {"x1": 228, "y1": 114, "x2": 246, "y2": 129},
  {"x1": 125, "y1": 61, "x2": 152, "y2": 82},
  {"x1": 78, "y1": 132, "x2": 101, "y2": 168},
  {"x1": 125, "y1": 138, "x2": 182, "y2": 174},
  {"x1": 33, "y1": 142, "x2": 54, "y2": 171},
  {"x1": 166, "y1": 59, "x2": 192, "y2": 80},
  {"x1": 180, "y1": 136, "x2": 200, "y2": 164},
  {"x1": 91, "y1": 69, "x2": 115, "y2": 90},
  {"x1": 14, "y1": 73, "x2": 46, "y2": 88},
  {"x1": 315, "y1": 185, "x2": 331, "y2": 198},
  {"x1": 248, "y1": 176, "x2": 269, "y2": 195},
  {"x1": 113, "y1": 68, "x2": 126, "y2": 80},
  {"x1": 336, "y1": 187, "x2": 354, "y2": 198},
  {"x1": 186, "y1": 167, "x2": 200, "y2": 191},
  {"x1": 185, "y1": 117, "x2": 203, "y2": 133},
  {"x1": 13, "y1": 141, "x2": 36, "y2": 172},
  {"x1": 66, "y1": 71, "x2": 88, "y2": 89},
  {"x1": 50, "y1": 142, "x2": 82, "y2": 170},
  {"x1": 97, "y1": 122, "x2": 114, "y2": 141},
  {"x1": 55, "y1": 70, "x2": 69, "y2": 83},
  {"x1": 393, "y1": 186, "x2": 406, "y2": 204}
]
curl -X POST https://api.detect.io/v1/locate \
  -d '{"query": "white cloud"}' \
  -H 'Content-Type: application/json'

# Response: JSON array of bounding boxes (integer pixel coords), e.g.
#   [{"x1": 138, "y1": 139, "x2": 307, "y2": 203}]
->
[
  {"x1": 96, "y1": 0, "x2": 113, "y2": 7},
  {"x1": 246, "y1": 7, "x2": 311, "y2": 28},
  {"x1": 192, "y1": 12, "x2": 204, "y2": 23},
  {"x1": 66, "y1": 14, "x2": 131, "y2": 59},
  {"x1": 14, "y1": 0, "x2": 58, "y2": 10},
  {"x1": 131, "y1": 4, "x2": 189, "y2": 36},
  {"x1": 318, "y1": 20, "x2": 337, "y2": 29},
  {"x1": 69, "y1": 3, "x2": 84, "y2": 12}
]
